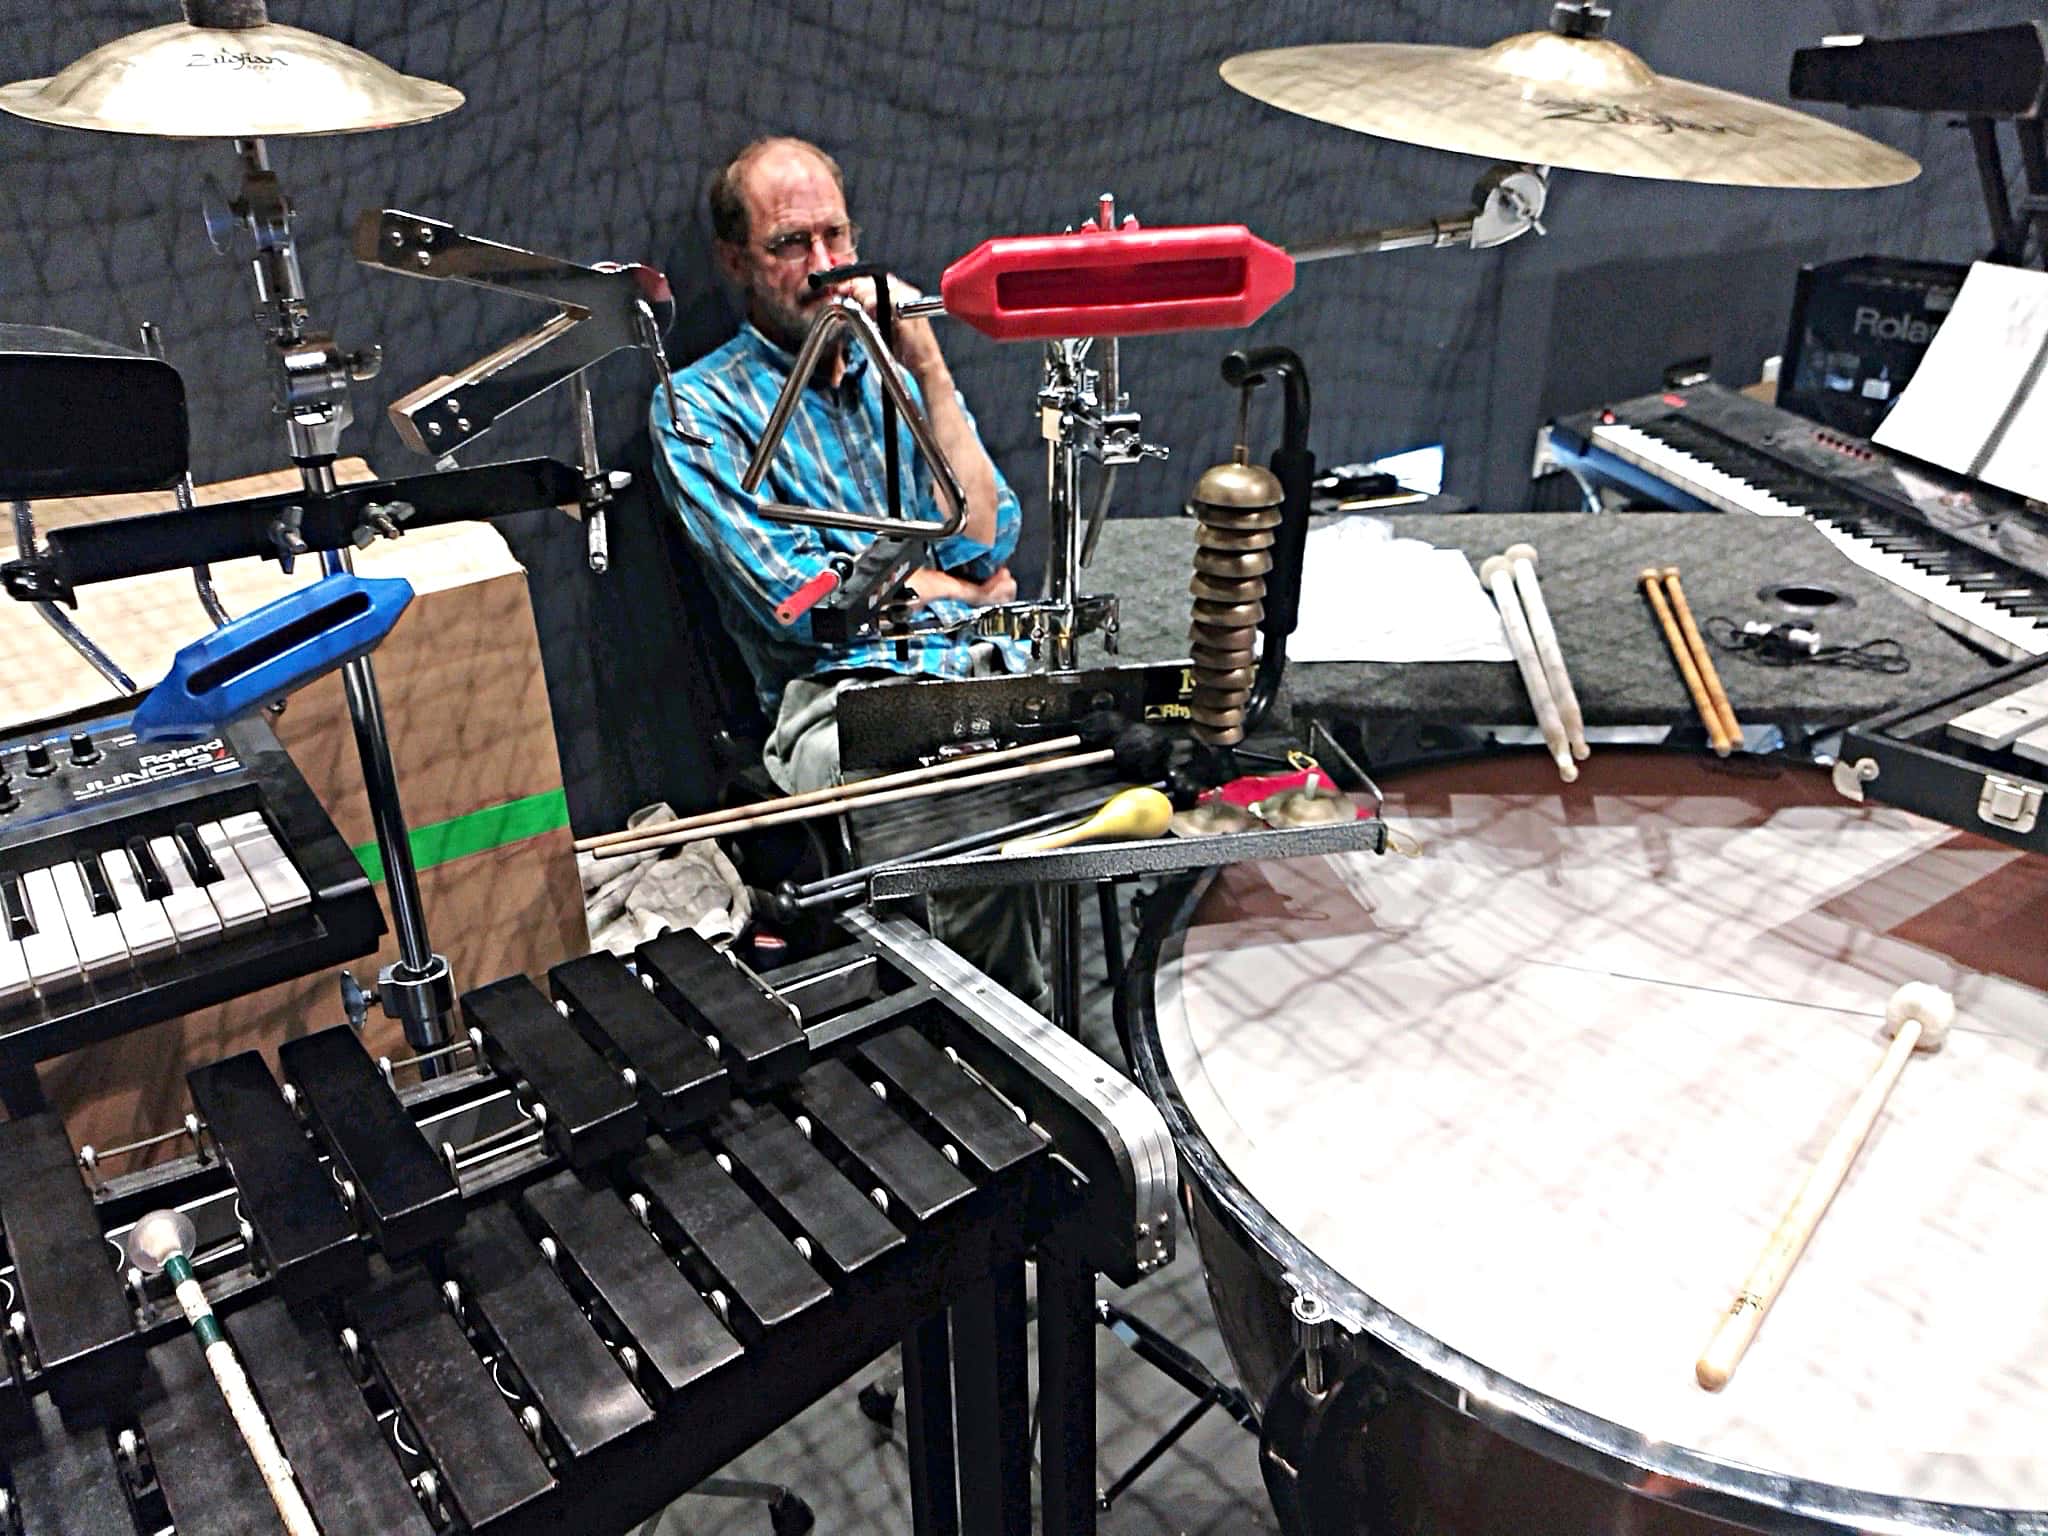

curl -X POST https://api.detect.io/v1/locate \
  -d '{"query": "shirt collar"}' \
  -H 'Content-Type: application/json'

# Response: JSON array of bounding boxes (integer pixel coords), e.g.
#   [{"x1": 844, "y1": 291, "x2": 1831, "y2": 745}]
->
[{"x1": 739, "y1": 321, "x2": 870, "y2": 390}]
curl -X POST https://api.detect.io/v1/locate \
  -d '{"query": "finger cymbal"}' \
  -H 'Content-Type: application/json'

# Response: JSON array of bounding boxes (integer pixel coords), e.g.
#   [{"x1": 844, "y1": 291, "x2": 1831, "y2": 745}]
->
[
  {"x1": 0, "y1": 5, "x2": 463, "y2": 137},
  {"x1": 1171, "y1": 801, "x2": 1262, "y2": 838},
  {"x1": 1220, "y1": 26, "x2": 1918, "y2": 189}
]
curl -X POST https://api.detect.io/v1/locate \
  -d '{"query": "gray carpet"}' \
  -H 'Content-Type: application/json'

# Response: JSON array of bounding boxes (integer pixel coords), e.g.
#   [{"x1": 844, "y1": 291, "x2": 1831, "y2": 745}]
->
[{"x1": 643, "y1": 884, "x2": 1277, "y2": 1535}]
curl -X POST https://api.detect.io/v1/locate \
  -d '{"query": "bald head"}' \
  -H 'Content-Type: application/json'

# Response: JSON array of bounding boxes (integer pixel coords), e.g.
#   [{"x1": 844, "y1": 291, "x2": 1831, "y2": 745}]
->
[{"x1": 709, "y1": 136, "x2": 846, "y2": 247}]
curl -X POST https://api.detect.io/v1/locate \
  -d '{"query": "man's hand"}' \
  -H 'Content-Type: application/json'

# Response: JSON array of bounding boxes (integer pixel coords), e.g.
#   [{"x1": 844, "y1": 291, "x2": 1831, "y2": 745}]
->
[
  {"x1": 906, "y1": 565, "x2": 1016, "y2": 608},
  {"x1": 841, "y1": 274, "x2": 947, "y2": 381}
]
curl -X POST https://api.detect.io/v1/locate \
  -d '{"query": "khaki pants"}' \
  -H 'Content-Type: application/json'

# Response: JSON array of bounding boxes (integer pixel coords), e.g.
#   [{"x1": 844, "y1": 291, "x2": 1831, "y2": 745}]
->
[{"x1": 764, "y1": 666, "x2": 1051, "y2": 1018}]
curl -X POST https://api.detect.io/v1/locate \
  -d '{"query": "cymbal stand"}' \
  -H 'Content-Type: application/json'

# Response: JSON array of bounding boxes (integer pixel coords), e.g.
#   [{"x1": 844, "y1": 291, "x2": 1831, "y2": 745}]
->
[
  {"x1": 210, "y1": 137, "x2": 455, "y2": 1059},
  {"x1": 1287, "y1": 162, "x2": 1549, "y2": 263}
]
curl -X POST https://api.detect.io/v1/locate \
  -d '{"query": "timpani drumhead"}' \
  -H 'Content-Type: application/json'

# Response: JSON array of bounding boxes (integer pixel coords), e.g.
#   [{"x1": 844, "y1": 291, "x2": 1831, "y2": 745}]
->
[{"x1": 1154, "y1": 752, "x2": 2048, "y2": 1513}]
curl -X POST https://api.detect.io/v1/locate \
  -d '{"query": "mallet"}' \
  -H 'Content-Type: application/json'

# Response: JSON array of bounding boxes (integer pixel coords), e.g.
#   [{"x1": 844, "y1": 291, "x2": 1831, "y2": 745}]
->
[
  {"x1": 1481, "y1": 554, "x2": 1576, "y2": 782},
  {"x1": 1695, "y1": 981, "x2": 1955, "y2": 1392},
  {"x1": 1504, "y1": 542, "x2": 1587, "y2": 761}
]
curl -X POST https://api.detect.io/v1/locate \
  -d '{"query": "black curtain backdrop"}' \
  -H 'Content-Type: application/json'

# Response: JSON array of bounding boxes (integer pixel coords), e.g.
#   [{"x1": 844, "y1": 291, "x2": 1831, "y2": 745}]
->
[{"x1": 0, "y1": 1, "x2": 2028, "y2": 831}]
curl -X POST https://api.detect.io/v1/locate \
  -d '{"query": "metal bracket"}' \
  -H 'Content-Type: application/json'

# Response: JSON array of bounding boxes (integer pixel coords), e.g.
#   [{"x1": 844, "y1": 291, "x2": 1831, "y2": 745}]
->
[
  {"x1": 1978, "y1": 772, "x2": 2042, "y2": 832},
  {"x1": 354, "y1": 208, "x2": 706, "y2": 456},
  {"x1": 1830, "y1": 755, "x2": 1879, "y2": 802}
]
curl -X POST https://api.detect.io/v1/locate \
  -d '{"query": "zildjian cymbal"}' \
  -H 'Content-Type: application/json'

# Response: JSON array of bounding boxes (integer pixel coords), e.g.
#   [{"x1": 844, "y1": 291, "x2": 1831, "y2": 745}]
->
[
  {"x1": 1186, "y1": 504, "x2": 1285, "y2": 532},
  {"x1": 1220, "y1": 18, "x2": 1918, "y2": 189},
  {"x1": 0, "y1": 2, "x2": 464, "y2": 138},
  {"x1": 1193, "y1": 599, "x2": 1265, "y2": 629},
  {"x1": 1255, "y1": 787, "x2": 1359, "y2": 827},
  {"x1": 1192, "y1": 573, "x2": 1267, "y2": 603},
  {"x1": 1191, "y1": 644, "x2": 1258, "y2": 671},
  {"x1": 1195, "y1": 547, "x2": 1276, "y2": 579},
  {"x1": 1190, "y1": 662, "x2": 1257, "y2": 691}
]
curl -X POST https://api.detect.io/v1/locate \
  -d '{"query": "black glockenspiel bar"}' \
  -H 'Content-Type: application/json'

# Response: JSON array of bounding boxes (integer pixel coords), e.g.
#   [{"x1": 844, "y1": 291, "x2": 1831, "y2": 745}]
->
[
  {"x1": 0, "y1": 1112, "x2": 141, "y2": 1416},
  {"x1": 710, "y1": 1099, "x2": 904, "y2": 1283},
  {"x1": 229, "y1": 1296, "x2": 436, "y2": 1536},
  {"x1": 7, "y1": 1395, "x2": 138, "y2": 1536},
  {"x1": 278, "y1": 1025, "x2": 464, "y2": 1260},
  {"x1": 442, "y1": 1204, "x2": 653, "y2": 1461},
  {"x1": 461, "y1": 976, "x2": 646, "y2": 1170},
  {"x1": 637, "y1": 930, "x2": 809, "y2": 1092},
  {"x1": 519, "y1": 1169, "x2": 742, "y2": 1400},
  {"x1": 789, "y1": 1058, "x2": 977, "y2": 1225},
  {"x1": 548, "y1": 951, "x2": 729, "y2": 1131},
  {"x1": 186, "y1": 1051, "x2": 365, "y2": 1304},
  {"x1": 627, "y1": 1141, "x2": 831, "y2": 1337},
  {"x1": 346, "y1": 1265, "x2": 556, "y2": 1532},
  {"x1": 857, "y1": 1025, "x2": 1049, "y2": 1178}
]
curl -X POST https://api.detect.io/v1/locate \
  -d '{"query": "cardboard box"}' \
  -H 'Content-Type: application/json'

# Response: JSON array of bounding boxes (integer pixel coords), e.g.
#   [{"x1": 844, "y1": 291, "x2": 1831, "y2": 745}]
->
[{"x1": 2, "y1": 463, "x2": 587, "y2": 1157}]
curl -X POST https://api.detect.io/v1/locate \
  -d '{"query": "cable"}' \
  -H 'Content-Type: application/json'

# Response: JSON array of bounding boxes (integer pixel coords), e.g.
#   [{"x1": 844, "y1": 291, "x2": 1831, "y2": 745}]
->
[{"x1": 1703, "y1": 616, "x2": 1909, "y2": 674}]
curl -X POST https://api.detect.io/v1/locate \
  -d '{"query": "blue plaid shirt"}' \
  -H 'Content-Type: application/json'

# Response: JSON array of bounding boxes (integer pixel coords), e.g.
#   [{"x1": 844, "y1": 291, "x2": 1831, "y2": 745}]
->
[{"x1": 652, "y1": 323, "x2": 1025, "y2": 717}]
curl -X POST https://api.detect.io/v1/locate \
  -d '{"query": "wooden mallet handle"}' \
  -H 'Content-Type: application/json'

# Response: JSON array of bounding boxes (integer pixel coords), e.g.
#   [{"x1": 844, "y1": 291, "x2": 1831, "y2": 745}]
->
[
  {"x1": 1662, "y1": 566, "x2": 1740, "y2": 749},
  {"x1": 1695, "y1": 982, "x2": 1955, "y2": 1391},
  {"x1": 1505, "y1": 543, "x2": 1587, "y2": 761},
  {"x1": 1482, "y1": 556, "x2": 1577, "y2": 783},
  {"x1": 1640, "y1": 568, "x2": 1731, "y2": 757}
]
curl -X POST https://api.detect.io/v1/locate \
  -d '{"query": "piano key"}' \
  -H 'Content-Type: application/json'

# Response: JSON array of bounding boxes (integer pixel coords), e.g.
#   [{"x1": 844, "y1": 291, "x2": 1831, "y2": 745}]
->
[
  {"x1": 1, "y1": 871, "x2": 30, "y2": 938},
  {"x1": 442, "y1": 1205, "x2": 653, "y2": 1459},
  {"x1": 637, "y1": 929, "x2": 809, "y2": 1093},
  {"x1": 0, "y1": 1113, "x2": 142, "y2": 1417},
  {"x1": 189, "y1": 825, "x2": 267, "y2": 933},
  {"x1": 549, "y1": 951, "x2": 730, "y2": 1132},
  {"x1": 17, "y1": 867, "x2": 80, "y2": 994},
  {"x1": 125, "y1": 834, "x2": 169, "y2": 900},
  {"x1": 629, "y1": 1141, "x2": 830, "y2": 1337},
  {"x1": 98, "y1": 849, "x2": 177, "y2": 964},
  {"x1": 713, "y1": 1098, "x2": 903, "y2": 1282},
  {"x1": 1809, "y1": 519, "x2": 2048, "y2": 660},
  {"x1": 6, "y1": 1394, "x2": 138, "y2": 1536},
  {"x1": 462, "y1": 975, "x2": 646, "y2": 1169},
  {"x1": 186, "y1": 1051, "x2": 365, "y2": 1304},
  {"x1": 149, "y1": 833, "x2": 224, "y2": 951},
  {"x1": 521, "y1": 1169, "x2": 741, "y2": 1399},
  {"x1": 1947, "y1": 679, "x2": 2048, "y2": 750},
  {"x1": 229, "y1": 1297, "x2": 436, "y2": 1536},
  {"x1": 858, "y1": 1025, "x2": 1048, "y2": 1178},
  {"x1": 173, "y1": 821, "x2": 220, "y2": 885},
  {"x1": 789, "y1": 1059, "x2": 976, "y2": 1225},
  {"x1": 277, "y1": 1026, "x2": 462, "y2": 1260},
  {"x1": 215, "y1": 813, "x2": 312, "y2": 917},
  {"x1": 48, "y1": 860, "x2": 127, "y2": 979},
  {"x1": 0, "y1": 934, "x2": 30, "y2": 1005},
  {"x1": 346, "y1": 1265, "x2": 555, "y2": 1531},
  {"x1": 76, "y1": 856, "x2": 115, "y2": 917},
  {"x1": 136, "y1": 1337, "x2": 279, "y2": 1536}
]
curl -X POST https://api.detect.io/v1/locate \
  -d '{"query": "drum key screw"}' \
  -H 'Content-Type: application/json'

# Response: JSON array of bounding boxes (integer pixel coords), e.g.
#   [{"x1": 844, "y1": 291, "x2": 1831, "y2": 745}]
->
[{"x1": 1292, "y1": 1290, "x2": 1335, "y2": 1398}]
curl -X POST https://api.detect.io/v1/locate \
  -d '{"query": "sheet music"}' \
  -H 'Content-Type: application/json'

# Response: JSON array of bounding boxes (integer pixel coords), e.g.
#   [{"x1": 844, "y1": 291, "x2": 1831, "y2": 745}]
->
[
  {"x1": 1288, "y1": 517, "x2": 1513, "y2": 663},
  {"x1": 1875, "y1": 260, "x2": 2048, "y2": 503}
]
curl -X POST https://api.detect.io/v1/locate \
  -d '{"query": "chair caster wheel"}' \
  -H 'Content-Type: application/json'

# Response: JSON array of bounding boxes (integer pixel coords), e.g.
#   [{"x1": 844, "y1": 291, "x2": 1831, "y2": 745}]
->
[{"x1": 857, "y1": 1380, "x2": 898, "y2": 1429}]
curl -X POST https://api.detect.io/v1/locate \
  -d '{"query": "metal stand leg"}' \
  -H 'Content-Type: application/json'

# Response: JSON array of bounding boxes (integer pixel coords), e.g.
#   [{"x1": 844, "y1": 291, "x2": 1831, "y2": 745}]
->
[
  {"x1": 903, "y1": 1313, "x2": 959, "y2": 1536},
  {"x1": 1095, "y1": 1300, "x2": 1258, "y2": 1515},
  {"x1": 0, "y1": 1062, "x2": 46, "y2": 1118},
  {"x1": 1095, "y1": 881, "x2": 1123, "y2": 992},
  {"x1": 951, "y1": 1261, "x2": 1031, "y2": 1536},
  {"x1": 1038, "y1": 1241, "x2": 1098, "y2": 1536},
  {"x1": 1051, "y1": 883, "x2": 1083, "y2": 1035}
]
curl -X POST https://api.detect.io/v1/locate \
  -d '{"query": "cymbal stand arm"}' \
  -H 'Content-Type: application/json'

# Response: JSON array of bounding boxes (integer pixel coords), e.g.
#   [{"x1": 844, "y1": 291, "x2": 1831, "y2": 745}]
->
[
  {"x1": 215, "y1": 140, "x2": 455, "y2": 1062},
  {"x1": 1288, "y1": 163, "x2": 1548, "y2": 263}
]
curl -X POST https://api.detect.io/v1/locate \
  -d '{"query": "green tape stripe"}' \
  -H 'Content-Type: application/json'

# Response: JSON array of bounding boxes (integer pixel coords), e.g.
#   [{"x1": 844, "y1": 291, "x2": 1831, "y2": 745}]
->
[{"x1": 351, "y1": 788, "x2": 570, "y2": 884}]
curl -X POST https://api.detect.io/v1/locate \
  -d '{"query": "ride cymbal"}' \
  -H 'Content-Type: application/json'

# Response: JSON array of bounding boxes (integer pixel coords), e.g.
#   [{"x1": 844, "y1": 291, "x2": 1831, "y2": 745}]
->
[
  {"x1": 1220, "y1": 25, "x2": 1917, "y2": 189},
  {"x1": 0, "y1": 3, "x2": 463, "y2": 137}
]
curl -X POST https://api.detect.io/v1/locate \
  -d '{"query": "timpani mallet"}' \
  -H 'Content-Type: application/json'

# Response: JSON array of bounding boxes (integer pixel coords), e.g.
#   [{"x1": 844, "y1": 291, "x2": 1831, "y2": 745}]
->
[
  {"x1": 1504, "y1": 542, "x2": 1588, "y2": 761},
  {"x1": 1695, "y1": 981, "x2": 1955, "y2": 1393},
  {"x1": 1480, "y1": 555, "x2": 1577, "y2": 783},
  {"x1": 1661, "y1": 566, "x2": 1741, "y2": 750},
  {"x1": 1639, "y1": 568, "x2": 1733, "y2": 757}
]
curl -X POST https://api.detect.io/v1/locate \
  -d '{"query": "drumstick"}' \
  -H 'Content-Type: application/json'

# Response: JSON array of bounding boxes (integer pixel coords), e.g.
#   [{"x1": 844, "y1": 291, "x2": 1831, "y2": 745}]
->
[
  {"x1": 1696, "y1": 982, "x2": 1955, "y2": 1392},
  {"x1": 1504, "y1": 542, "x2": 1588, "y2": 761},
  {"x1": 126, "y1": 1209, "x2": 321, "y2": 1536},
  {"x1": 1639, "y1": 568, "x2": 1732, "y2": 757},
  {"x1": 591, "y1": 747, "x2": 1116, "y2": 859},
  {"x1": 575, "y1": 732, "x2": 1082, "y2": 852},
  {"x1": 1661, "y1": 566, "x2": 1741, "y2": 750},
  {"x1": 1480, "y1": 555, "x2": 1577, "y2": 783}
]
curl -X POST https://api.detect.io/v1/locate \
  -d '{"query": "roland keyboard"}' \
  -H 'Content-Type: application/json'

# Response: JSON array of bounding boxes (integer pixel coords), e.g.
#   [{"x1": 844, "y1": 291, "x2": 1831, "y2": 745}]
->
[
  {"x1": 1549, "y1": 382, "x2": 2048, "y2": 660},
  {"x1": 0, "y1": 702, "x2": 382, "y2": 1064}
]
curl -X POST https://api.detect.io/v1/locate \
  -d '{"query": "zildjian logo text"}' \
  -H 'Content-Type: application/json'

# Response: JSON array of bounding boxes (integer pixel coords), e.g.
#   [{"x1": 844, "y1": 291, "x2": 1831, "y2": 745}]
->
[
  {"x1": 187, "y1": 49, "x2": 284, "y2": 71},
  {"x1": 1532, "y1": 97, "x2": 1754, "y2": 136}
]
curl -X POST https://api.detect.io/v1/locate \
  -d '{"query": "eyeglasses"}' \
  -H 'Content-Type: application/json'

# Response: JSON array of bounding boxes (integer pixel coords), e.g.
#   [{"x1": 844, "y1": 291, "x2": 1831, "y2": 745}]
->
[{"x1": 758, "y1": 221, "x2": 860, "y2": 264}]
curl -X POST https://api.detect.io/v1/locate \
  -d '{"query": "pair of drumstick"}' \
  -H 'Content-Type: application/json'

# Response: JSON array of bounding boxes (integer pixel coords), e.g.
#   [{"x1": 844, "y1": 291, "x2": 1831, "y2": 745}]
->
[
  {"x1": 1479, "y1": 543, "x2": 1587, "y2": 782},
  {"x1": 1640, "y1": 566, "x2": 1742, "y2": 756}
]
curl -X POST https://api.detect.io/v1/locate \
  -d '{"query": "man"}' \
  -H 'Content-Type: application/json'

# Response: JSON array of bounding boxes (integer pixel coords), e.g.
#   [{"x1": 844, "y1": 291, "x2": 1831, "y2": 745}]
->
[{"x1": 653, "y1": 136, "x2": 1046, "y2": 1010}]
